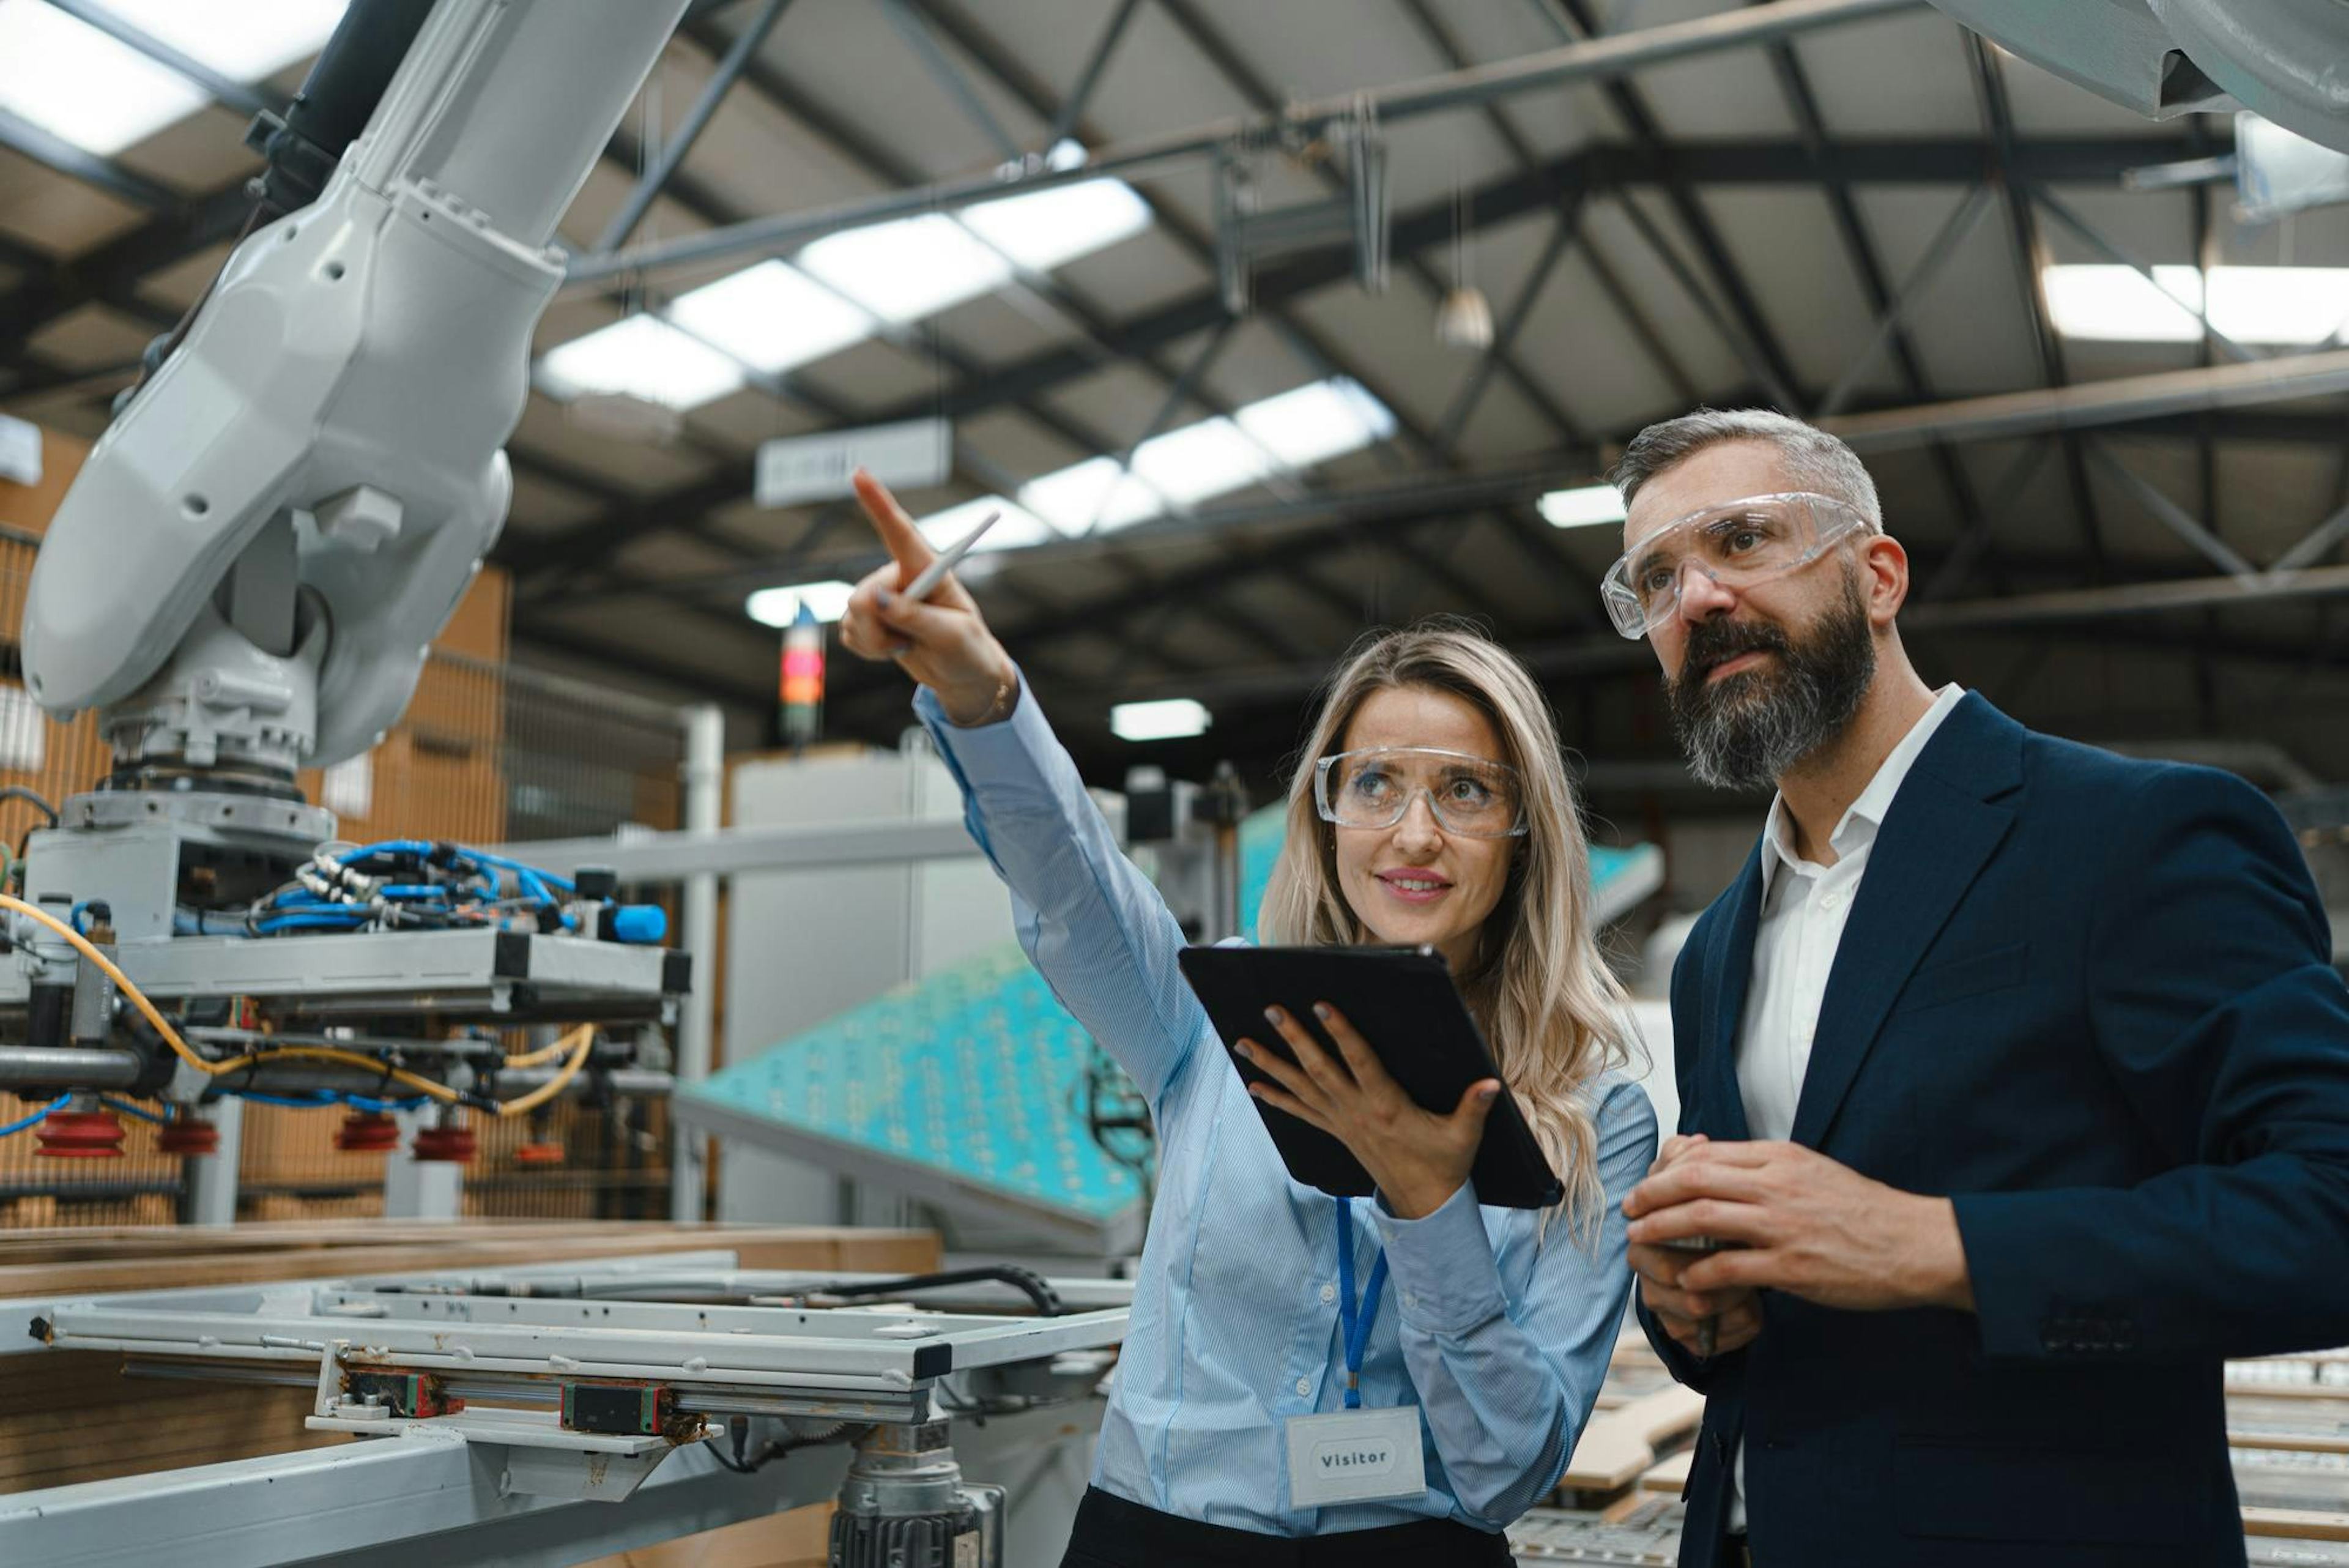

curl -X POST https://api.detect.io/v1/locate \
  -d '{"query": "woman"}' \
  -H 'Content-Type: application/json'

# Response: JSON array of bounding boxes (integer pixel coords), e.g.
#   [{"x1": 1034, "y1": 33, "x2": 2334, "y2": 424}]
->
[{"x1": 839, "y1": 470, "x2": 1655, "y2": 1566}]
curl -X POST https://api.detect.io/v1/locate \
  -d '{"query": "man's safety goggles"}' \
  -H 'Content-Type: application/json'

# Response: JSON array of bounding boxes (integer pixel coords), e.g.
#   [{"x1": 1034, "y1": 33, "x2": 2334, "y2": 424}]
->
[
  {"x1": 1313, "y1": 747, "x2": 1528, "y2": 839},
  {"x1": 1600, "y1": 492, "x2": 1876, "y2": 639}
]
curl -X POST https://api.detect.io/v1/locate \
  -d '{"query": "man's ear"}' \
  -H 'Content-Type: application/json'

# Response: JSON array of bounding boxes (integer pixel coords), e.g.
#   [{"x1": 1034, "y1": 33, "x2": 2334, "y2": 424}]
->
[{"x1": 1861, "y1": 532, "x2": 1910, "y2": 628}]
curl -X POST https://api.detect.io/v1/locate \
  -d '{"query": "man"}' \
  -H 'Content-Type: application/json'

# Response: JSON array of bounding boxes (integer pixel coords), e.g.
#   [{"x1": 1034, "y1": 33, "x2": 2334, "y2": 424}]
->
[{"x1": 1610, "y1": 409, "x2": 2349, "y2": 1567}]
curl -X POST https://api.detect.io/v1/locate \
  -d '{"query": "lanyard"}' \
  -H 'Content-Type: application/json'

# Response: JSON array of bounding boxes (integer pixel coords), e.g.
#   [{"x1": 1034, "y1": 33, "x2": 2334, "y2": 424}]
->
[{"x1": 1334, "y1": 1197, "x2": 1389, "y2": 1410}]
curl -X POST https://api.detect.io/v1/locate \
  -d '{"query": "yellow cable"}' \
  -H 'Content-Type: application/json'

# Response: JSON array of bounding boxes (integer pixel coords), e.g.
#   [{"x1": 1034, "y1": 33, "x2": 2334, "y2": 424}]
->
[
  {"x1": 501, "y1": 1033, "x2": 574, "y2": 1068},
  {"x1": 0, "y1": 894, "x2": 221, "y2": 1077},
  {"x1": 493, "y1": 1022, "x2": 595, "y2": 1118},
  {"x1": 0, "y1": 894, "x2": 594, "y2": 1116}
]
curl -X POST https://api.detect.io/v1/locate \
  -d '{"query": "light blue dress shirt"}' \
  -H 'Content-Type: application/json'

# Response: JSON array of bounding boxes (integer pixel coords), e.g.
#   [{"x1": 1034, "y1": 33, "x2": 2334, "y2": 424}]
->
[{"x1": 916, "y1": 679, "x2": 1656, "y2": 1537}]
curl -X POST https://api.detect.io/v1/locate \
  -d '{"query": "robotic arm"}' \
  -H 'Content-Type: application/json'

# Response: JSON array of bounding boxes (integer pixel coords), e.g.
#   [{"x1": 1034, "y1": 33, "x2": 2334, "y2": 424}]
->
[{"x1": 23, "y1": 0, "x2": 689, "y2": 787}]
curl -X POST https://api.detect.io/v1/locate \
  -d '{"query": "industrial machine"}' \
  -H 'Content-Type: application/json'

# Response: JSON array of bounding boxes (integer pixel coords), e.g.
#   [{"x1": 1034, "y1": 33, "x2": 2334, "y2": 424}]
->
[
  {"x1": 1, "y1": 4, "x2": 1118, "y2": 1562},
  {"x1": 1926, "y1": 1, "x2": 2349, "y2": 156},
  {"x1": 0, "y1": 0, "x2": 698, "y2": 1161}
]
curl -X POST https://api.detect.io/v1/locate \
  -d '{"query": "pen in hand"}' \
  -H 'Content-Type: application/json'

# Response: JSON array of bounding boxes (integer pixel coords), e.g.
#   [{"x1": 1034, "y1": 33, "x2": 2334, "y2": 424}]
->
[{"x1": 897, "y1": 507, "x2": 1000, "y2": 603}]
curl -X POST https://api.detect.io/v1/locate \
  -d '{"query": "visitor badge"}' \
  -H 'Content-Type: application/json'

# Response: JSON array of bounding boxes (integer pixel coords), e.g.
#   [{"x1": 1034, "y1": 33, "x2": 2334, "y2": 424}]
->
[{"x1": 1285, "y1": 1405, "x2": 1426, "y2": 1507}]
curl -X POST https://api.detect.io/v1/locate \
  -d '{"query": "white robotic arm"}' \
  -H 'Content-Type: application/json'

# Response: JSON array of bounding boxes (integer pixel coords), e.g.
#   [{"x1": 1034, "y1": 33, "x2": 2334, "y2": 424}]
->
[{"x1": 24, "y1": 0, "x2": 689, "y2": 784}]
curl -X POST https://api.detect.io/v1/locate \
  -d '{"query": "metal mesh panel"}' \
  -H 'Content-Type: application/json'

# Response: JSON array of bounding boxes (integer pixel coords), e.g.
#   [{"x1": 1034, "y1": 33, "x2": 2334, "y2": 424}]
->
[{"x1": 0, "y1": 533, "x2": 688, "y2": 1225}]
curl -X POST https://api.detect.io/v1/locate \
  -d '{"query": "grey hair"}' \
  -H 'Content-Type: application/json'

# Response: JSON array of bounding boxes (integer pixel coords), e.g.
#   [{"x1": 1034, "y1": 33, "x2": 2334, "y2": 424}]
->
[{"x1": 1611, "y1": 408, "x2": 1883, "y2": 526}]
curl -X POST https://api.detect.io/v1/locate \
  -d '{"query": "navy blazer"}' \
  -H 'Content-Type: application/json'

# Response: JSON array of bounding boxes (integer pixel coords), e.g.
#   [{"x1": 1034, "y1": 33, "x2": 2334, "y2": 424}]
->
[{"x1": 1640, "y1": 692, "x2": 2349, "y2": 1568}]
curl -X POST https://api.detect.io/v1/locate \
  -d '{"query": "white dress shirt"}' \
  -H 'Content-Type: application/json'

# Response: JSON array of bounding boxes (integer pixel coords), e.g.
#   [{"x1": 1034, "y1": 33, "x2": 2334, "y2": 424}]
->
[{"x1": 1727, "y1": 682, "x2": 1964, "y2": 1532}]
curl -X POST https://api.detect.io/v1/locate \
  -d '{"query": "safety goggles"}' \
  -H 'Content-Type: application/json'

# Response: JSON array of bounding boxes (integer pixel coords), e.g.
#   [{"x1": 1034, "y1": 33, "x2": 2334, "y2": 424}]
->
[
  {"x1": 1313, "y1": 747, "x2": 1528, "y2": 839},
  {"x1": 1600, "y1": 492, "x2": 1876, "y2": 639}
]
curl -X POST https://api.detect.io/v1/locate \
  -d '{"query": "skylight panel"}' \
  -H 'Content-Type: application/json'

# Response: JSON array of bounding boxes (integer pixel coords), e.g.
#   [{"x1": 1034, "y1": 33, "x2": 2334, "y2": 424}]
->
[
  {"x1": 0, "y1": 0, "x2": 207, "y2": 155},
  {"x1": 2205, "y1": 267, "x2": 2349, "y2": 346},
  {"x1": 918, "y1": 496, "x2": 1058, "y2": 554},
  {"x1": 1130, "y1": 418, "x2": 1278, "y2": 507},
  {"x1": 2042, "y1": 265, "x2": 2205, "y2": 343},
  {"x1": 1111, "y1": 699, "x2": 1211, "y2": 741},
  {"x1": 83, "y1": 0, "x2": 344, "y2": 81},
  {"x1": 1019, "y1": 456, "x2": 1165, "y2": 535},
  {"x1": 962, "y1": 177, "x2": 1153, "y2": 272},
  {"x1": 1233, "y1": 377, "x2": 1397, "y2": 469},
  {"x1": 536, "y1": 314, "x2": 746, "y2": 411},
  {"x1": 746, "y1": 580, "x2": 856, "y2": 628},
  {"x1": 664, "y1": 260, "x2": 874, "y2": 375},
  {"x1": 1538, "y1": 485, "x2": 1628, "y2": 529},
  {"x1": 798, "y1": 213, "x2": 1012, "y2": 324}
]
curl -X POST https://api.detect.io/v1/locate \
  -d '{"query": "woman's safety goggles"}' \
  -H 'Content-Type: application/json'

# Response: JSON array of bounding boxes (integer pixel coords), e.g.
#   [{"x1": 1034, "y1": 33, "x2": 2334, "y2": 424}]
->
[
  {"x1": 1313, "y1": 748, "x2": 1529, "y2": 839},
  {"x1": 1600, "y1": 492, "x2": 1877, "y2": 639}
]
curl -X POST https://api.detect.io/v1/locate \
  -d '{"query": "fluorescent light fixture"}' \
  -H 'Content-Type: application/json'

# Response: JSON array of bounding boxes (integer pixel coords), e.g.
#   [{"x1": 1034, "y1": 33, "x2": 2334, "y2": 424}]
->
[
  {"x1": 664, "y1": 260, "x2": 874, "y2": 375},
  {"x1": 1111, "y1": 698, "x2": 1211, "y2": 741},
  {"x1": 0, "y1": 0, "x2": 207, "y2": 155},
  {"x1": 1538, "y1": 485, "x2": 1628, "y2": 529},
  {"x1": 917, "y1": 496, "x2": 1059, "y2": 553},
  {"x1": 1234, "y1": 376, "x2": 1397, "y2": 469},
  {"x1": 84, "y1": 0, "x2": 343, "y2": 81},
  {"x1": 1019, "y1": 456, "x2": 1164, "y2": 535},
  {"x1": 745, "y1": 580, "x2": 856, "y2": 628},
  {"x1": 963, "y1": 178, "x2": 1153, "y2": 272},
  {"x1": 536, "y1": 314, "x2": 746, "y2": 411},
  {"x1": 1130, "y1": 418, "x2": 1276, "y2": 507},
  {"x1": 798, "y1": 213, "x2": 1011, "y2": 324}
]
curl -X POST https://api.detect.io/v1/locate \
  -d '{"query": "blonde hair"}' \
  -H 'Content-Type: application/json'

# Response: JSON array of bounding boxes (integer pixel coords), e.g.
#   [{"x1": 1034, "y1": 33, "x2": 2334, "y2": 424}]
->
[{"x1": 1258, "y1": 620, "x2": 1636, "y2": 1243}]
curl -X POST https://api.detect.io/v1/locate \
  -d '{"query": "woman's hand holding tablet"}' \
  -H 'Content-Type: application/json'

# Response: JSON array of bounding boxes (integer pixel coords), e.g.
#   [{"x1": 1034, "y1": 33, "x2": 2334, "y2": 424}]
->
[
  {"x1": 1237, "y1": 1001, "x2": 1499, "y2": 1220},
  {"x1": 1178, "y1": 945, "x2": 1564, "y2": 1211}
]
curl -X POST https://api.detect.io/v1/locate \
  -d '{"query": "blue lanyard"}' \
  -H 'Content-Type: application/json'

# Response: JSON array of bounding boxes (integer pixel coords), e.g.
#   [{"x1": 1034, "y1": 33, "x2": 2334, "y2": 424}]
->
[{"x1": 1334, "y1": 1197, "x2": 1389, "y2": 1410}]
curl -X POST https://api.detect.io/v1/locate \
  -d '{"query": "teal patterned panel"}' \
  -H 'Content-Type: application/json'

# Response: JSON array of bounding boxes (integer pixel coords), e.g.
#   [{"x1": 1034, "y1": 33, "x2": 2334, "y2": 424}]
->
[{"x1": 683, "y1": 943, "x2": 1143, "y2": 1222}]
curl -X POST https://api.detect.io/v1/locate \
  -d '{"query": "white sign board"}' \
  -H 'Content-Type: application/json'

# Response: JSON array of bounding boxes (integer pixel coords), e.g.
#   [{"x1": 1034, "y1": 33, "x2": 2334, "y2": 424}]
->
[
  {"x1": 755, "y1": 418, "x2": 950, "y2": 508},
  {"x1": 0, "y1": 415, "x2": 41, "y2": 488}
]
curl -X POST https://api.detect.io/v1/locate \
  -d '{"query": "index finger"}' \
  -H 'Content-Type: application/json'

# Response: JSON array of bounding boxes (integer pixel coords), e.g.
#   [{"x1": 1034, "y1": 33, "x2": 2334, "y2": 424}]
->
[
  {"x1": 852, "y1": 468, "x2": 937, "y2": 584},
  {"x1": 1308, "y1": 1003, "x2": 1392, "y2": 1093}
]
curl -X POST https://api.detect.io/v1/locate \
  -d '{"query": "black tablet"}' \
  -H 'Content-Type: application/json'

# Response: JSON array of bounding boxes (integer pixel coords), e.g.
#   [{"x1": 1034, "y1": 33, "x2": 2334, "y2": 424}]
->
[{"x1": 1176, "y1": 943, "x2": 1564, "y2": 1209}]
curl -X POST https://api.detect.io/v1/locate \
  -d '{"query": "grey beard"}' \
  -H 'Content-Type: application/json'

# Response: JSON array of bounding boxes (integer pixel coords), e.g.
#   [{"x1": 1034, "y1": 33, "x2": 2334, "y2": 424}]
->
[{"x1": 1668, "y1": 592, "x2": 1876, "y2": 793}]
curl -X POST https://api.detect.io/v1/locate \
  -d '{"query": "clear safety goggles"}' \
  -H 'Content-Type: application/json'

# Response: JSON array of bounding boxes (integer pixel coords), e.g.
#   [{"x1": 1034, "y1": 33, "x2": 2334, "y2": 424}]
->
[
  {"x1": 1313, "y1": 747, "x2": 1529, "y2": 839},
  {"x1": 1601, "y1": 492, "x2": 1876, "y2": 639}
]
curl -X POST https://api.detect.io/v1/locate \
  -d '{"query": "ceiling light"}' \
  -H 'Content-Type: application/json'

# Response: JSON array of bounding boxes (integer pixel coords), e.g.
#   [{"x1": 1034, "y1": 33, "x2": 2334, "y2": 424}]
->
[
  {"x1": 2205, "y1": 267, "x2": 2349, "y2": 346},
  {"x1": 536, "y1": 314, "x2": 745, "y2": 411},
  {"x1": 0, "y1": 0, "x2": 206, "y2": 155},
  {"x1": 665, "y1": 260, "x2": 874, "y2": 375},
  {"x1": 798, "y1": 213, "x2": 1011, "y2": 324},
  {"x1": 746, "y1": 580, "x2": 856, "y2": 628},
  {"x1": 2043, "y1": 264, "x2": 2349, "y2": 345},
  {"x1": 1111, "y1": 698, "x2": 1211, "y2": 741},
  {"x1": 1019, "y1": 456, "x2": 1165, "y2": 535},
  {"x1": 1234, "y1": 377, "x2": 1397, "y2": 469},
  {"x1": 1538, "y1": 485, "x2": 1628, "y2": 529},
  {"x1": 81, "y1": 0, "x2": 343, "y2": 81},
  {"x1": 1130, "y1": 418, "x2": 1276, "y2": 507},
  {"x1": 917, "y1": 496, "x2": 1058, "y2": 553},
  {"x1": 962, "y1": 177, "x2": 1153, "y2": 272},
  {"x1": 2042, "y1": 264, "x2": 2206, "y2": 343}
]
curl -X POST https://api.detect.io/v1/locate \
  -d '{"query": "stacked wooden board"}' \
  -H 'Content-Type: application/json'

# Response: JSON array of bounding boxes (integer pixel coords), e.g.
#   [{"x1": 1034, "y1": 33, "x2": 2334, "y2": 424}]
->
[
  {"x1": 1506, "y1": 1339, "x2": 2349, "y2": 1563},
  {"x1": 0, "y1": 1222, "x2": 937, "y2": 1494}
]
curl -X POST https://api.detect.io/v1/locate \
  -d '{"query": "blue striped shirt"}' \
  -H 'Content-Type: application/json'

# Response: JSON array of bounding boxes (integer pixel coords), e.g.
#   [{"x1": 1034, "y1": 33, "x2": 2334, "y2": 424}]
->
[{"x1": 917, "y1": 679, "x2": 1655, "y2": 1536}]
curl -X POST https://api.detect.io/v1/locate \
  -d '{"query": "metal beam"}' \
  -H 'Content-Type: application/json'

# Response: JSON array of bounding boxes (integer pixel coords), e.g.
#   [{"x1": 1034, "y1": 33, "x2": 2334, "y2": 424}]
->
[
  {"x1": 878, "y1": 0, "x2": 1021, "y2": 161},
  {"x1": 1044, "y1": 0, "x2": 1144, "y2": 152},
  {"x1": 0, "y1": 105, "x2": 181, "y2": 212},
  {"x1": 593, "y1": 0, "x2": 792, "y2": 253},
  {"x1": 2088, "y1": 441, "x2": 2258, "y2": 580},
  {"x1": 1823, "y1": 347, "x2": 2349, "y2": 451},
  {"x1": 1814, "y1": 183, "x2": 1995, "y2": 421}
]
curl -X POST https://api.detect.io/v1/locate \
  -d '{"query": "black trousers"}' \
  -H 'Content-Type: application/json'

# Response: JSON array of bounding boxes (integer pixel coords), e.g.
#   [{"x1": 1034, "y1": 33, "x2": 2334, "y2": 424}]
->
[{"x1": 1058, "y1": 1485, "x2": 1514, "y2": 1567}]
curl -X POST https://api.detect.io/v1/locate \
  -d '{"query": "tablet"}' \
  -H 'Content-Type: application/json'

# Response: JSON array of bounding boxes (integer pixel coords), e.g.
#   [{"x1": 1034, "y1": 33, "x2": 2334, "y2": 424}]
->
[{"x1": 1176, "y1": 943, "x2": 1564, "y2": 1209}]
